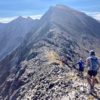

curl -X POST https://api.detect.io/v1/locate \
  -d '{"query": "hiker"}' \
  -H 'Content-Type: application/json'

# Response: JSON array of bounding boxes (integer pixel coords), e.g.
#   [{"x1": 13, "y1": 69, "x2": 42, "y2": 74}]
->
[
  {"x1": 86, "y1": 50, "x2": 100, "y2": 93},
  {"x1": 75, "y1": 58, "x2": 84, "y2": 77}
]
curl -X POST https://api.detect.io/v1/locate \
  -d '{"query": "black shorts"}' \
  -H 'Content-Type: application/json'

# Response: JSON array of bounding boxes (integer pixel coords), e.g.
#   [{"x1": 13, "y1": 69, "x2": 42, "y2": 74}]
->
[
  {"x1": 79, "y1": 67, "x2": 84, "y2": 72},
  {"x1": 88, "y1": 70, "x2": 97, "y2": 76}
]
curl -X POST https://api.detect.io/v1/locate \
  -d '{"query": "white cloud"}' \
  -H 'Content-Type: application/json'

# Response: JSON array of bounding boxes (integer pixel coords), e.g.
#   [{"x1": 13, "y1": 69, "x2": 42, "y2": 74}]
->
[
  {"x1": 29, "y1": 15, "x2": 42, "y2": 19},
  {"x1": 0, "y1": 17, "x2": 17, "y2": 23},
  {"x1": 89, "y1": 12, "x2": 100, "y2": 21},
  {"x1": 84, "y1": 11, "x2": 100, "y2": 21},
  {"x1": 0, "y1": 14, "x2": 42, "y2": 23}
]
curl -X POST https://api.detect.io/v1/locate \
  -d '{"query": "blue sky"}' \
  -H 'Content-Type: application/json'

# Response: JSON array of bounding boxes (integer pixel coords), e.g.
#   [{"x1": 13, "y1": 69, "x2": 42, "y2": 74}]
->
[{"x1": 0, "y1": 0, "x2": 100, "y2": 22}]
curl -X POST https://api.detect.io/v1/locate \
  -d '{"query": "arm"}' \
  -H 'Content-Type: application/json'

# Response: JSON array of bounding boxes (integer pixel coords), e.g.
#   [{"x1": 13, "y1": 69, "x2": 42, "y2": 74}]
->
[
  {"x1": 97, "y1": 58, "x2": 100, "y2": 70},
  {"x1": 86, "y1": 58, "x2": 89, "y2": 68}
]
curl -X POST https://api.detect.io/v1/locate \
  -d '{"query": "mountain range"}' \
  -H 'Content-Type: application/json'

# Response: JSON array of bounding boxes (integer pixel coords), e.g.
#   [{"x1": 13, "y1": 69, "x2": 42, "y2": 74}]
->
[
  {"x1": 0, "y1": 16, "x2": 38, "y2": 60},
  {"x1": 0, "y1": 5, "x2": 100, "y2": 100}
]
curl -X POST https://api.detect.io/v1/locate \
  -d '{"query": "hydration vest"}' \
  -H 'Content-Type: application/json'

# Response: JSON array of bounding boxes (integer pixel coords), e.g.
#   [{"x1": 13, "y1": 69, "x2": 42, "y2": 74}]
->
[{"x1": 89, "y1": 56, "x2": 99, "y2": 71}]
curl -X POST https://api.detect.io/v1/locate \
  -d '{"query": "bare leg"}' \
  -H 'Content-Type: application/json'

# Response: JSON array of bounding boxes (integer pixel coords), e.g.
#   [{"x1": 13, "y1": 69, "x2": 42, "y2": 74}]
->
[
  {"x1": 87, "y1": 75, "x2": 92, "y2": 86},
  {"x1": 81, "y1": 72, "x2": 83, "y2": 76},
  {"x1": 87, "y1": 75, "x2": 94, "y2": 93},
  {"x1": 92, "y1": 76, "x2": 96, "y2": 90}
]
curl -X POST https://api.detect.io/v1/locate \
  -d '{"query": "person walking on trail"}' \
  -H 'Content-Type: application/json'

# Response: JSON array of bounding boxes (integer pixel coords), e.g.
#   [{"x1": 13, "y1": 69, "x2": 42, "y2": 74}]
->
[
  {"x1": 76, "y1": 58, "x2": 84, "y2": 77},
  {"x1": 86, "y1": 50, "x2": 100, "y2": 94}
]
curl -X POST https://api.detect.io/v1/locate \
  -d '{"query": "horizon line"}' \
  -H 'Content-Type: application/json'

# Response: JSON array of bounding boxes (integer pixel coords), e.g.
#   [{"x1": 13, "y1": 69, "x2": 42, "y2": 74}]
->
[
  {"x1": 0, "y1": 11, "x2": 100, "y2": 23},
  {"x1": 0, "y1": 15, "x2": 42, "y2": 23}
]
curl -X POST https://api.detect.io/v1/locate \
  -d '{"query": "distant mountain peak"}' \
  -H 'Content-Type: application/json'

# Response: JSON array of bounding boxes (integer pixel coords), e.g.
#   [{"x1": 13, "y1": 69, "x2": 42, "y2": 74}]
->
[
  {"x1": 40, "y1": 4, "x2": 81, "y2": 25},
  {"x1": 27, "y1": 16, "x2": 32, "y2": 19},
  {"x1": 16, "y1": 16, "x2": 27, "y2": 21},
  {"x1": 27, "y1": 17, "x2": 34, "y2": 21},
  {"x1": 55, "y1": 4, "x2": 71, "y2": 9},
  {"x1": 10, "y1": 16, "x2": 34, "y2": 24},
  {"x1": 50, "y1": 4, "x2": 76, "y2": 12},
  {"x1": 9, "y1": 16, "x2": 26, "y2": 23}
]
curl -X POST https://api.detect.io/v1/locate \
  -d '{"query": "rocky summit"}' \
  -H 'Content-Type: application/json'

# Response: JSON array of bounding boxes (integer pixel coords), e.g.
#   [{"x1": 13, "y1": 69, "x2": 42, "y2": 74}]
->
[{"x1": 0, "y1": 5, "x2": 100, "y2": 100}]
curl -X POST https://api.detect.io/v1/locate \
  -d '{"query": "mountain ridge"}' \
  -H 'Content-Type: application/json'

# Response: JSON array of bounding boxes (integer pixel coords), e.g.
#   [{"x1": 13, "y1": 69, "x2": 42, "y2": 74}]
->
[{"x1": 0, "y1": 5, "x2": 100, "y2": 100}]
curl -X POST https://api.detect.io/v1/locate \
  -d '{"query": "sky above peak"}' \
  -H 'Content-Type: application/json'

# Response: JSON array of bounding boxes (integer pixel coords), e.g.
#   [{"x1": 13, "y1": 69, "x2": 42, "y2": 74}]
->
[{"x1": 0, "y1": 0, "x2": 100, "y2": 23}]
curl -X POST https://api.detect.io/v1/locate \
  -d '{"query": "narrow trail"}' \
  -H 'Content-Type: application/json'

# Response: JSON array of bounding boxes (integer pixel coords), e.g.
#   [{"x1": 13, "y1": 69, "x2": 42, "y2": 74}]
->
[{"x1": 45, "y1": 50, "x2": 100, "y2": 100}]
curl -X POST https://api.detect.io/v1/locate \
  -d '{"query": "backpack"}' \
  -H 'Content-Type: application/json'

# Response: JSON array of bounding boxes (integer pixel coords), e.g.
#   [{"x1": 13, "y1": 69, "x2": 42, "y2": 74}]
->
[
  {"x1": 78, "y1": 61, "x2": 84, "y2": 68},
  {"x1": 90, "y1": 57, "x2": 99, "y2": 71}
]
